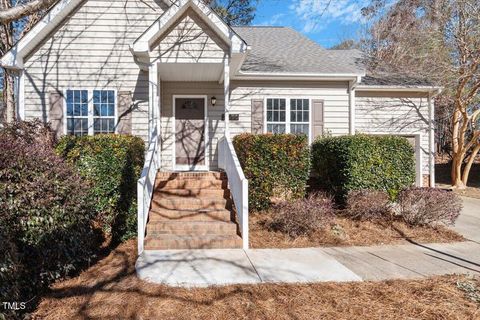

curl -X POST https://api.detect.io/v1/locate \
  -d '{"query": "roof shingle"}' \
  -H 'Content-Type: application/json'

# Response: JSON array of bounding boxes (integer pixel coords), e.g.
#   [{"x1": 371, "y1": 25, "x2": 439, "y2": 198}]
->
[{"x1": 233, "y1": 26, "x2": 365, "y2": 75}]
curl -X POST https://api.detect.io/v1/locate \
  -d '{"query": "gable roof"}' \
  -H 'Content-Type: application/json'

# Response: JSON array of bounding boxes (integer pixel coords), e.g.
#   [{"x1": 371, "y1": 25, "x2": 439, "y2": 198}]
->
[
  {"x1": 233, "y1": 26, "x2": 365, "y2": 76},
  {"x1": 132, "y1": 0, "x2": 248, "y2": 55}
]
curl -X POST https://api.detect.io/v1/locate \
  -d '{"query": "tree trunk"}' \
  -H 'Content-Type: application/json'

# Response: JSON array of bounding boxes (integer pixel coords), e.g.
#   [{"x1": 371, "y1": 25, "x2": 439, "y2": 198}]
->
[
  {"x1": 2, "y1": 68, "x2": 15, "y2": 123},
  {"x1": 462, "y1": 144, "x2": 480, "y2": 186},
  {"x1": 451, "y1": 151, "x2": 466, "y2": 189}
]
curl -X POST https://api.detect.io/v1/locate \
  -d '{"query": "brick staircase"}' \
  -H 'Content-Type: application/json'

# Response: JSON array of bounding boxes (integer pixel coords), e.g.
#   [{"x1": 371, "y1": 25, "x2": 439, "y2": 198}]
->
[{"x1": 144, "y1": 171, "x2": 243, "y2": 250}]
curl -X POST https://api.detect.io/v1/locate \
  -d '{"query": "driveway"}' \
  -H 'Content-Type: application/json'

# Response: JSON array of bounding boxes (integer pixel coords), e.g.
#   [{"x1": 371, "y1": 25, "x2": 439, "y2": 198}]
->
[{"x1": 453, "y1": 197, "x2": 480, "y2": 242}]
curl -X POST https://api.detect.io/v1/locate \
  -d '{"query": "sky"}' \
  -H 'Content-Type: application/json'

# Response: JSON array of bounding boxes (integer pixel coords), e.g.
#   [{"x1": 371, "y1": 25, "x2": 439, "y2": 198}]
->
[{"x1": 252, "y1": 0, "x2": 370, "y2": 48}]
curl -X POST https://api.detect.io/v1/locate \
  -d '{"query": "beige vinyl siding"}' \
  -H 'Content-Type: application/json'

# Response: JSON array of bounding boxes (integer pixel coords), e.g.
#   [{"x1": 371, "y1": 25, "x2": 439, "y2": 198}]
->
[
  {"x1": 158, "y1": 80, "x2": 350, "y2": 170},
  {"x1": 23, "y1": 0, "x2": 166, "y2": 141},
  {"x1": 229, "y1": 81, "x2": 351, "y2": 136},
  {"x1": 355, "y1": 91, "x2": 431, "y2": 174},
  {"x1": 154, "y1": 9, "x2": 228, "y2": 64},
  {"x1": 160, "y1": 81, "x2": 225, "y2": 170}
]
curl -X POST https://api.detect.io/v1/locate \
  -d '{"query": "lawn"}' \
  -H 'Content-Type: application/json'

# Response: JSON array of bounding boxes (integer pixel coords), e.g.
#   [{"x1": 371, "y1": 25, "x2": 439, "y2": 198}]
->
[
  {"x1": 31, "y1": 240, "x2": 479, "y2": 320},
  {"x1": 250, "y1": 213, "x2": 464, "y2": 249}
]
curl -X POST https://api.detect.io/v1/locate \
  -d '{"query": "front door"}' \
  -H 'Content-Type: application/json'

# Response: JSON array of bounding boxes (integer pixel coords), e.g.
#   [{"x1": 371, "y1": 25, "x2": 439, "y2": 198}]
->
[{"x1": 174, "y1": 97, "x2": 207, "y2": 171}]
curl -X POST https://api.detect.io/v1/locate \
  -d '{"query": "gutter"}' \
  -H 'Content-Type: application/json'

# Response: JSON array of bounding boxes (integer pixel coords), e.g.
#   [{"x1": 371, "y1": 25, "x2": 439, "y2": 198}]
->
[
  {"x1": 356, "y1": 85, "x2": 442, "y2": 93},
  {"x1": 234, "y1": 71, "x2": 365, "y2": 81}
]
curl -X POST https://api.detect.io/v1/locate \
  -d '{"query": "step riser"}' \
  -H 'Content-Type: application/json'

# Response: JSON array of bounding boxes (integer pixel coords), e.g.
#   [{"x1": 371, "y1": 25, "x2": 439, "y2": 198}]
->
[
  {"x1": 154, "y1": 189, "x2": 230, "y2": 198},
  {"x1": 147, "y1": 224, "x2": 237, "y2": 235},
  {"x1": 148, "y1": 211, "x2": 232, "y2": 222},
  {"x1": 156, "y1": 179, "x2": 228, "y2": 190},
  {"x1": 144, "y1": 239, "x2": 242, "y2": 250},
  {"x1": 156, "y1": 172, "x2": 226, "y2": 180},
  {"x1": 152, "y1": 200, "x2": 231, "y2": 211}
]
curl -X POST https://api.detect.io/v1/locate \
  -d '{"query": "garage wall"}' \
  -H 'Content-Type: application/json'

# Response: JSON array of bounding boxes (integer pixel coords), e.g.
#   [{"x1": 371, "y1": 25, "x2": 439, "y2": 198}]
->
[{"x1": 355, "y1": 90, "x2": 432, "y2": 180}]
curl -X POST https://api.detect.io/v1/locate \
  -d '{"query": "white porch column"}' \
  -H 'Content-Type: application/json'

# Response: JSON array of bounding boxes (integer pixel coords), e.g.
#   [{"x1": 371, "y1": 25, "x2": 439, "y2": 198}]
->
[
  {"x1": 148, "y1": 62, "x2": 159, "y2": 141},
  {"x1": 224, "y1": 55, "x2": 230, "y2": 136}
]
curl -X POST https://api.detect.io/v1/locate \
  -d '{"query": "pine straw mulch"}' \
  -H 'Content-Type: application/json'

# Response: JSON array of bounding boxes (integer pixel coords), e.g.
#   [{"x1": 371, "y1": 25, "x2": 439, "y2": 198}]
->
[
  {"x1": 31, "y1": 240, "x2": 480, "y2": 320},
  {"x1": 250, "y1": 213, "x2": 464, "y2": 249}
]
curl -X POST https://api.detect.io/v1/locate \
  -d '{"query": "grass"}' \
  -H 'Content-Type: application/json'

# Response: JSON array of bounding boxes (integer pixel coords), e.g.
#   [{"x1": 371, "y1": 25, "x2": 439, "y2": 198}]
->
[
  {"x1": 30, "y1": 240, "x2": 479, "y2": 320},
  {"x1": 250, "y1": 213, "x2": 464, "y2": 249}
]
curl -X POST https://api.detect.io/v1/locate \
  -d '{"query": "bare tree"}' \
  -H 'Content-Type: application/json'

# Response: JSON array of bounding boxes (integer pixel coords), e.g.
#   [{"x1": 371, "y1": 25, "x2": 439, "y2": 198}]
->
[{"x1": 363, "y1": 0, "x2": 480, "y2": 188}]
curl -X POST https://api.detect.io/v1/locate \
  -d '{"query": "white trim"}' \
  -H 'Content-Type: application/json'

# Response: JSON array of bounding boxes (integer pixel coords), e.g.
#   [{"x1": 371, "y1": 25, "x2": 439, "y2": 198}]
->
[
  {"x1": 366, "y1": 132, "x2": 423, "y2": 187},
  {"x1": 235, "y1": 72, "x2": 364, "y2": 82},
  {"x1": 62, "y1": 88, "x2": 118, "y2": 136},
  {"x1": 172, "y1": 95, "x2": 209, "y2": 171},
  {"x1": 349, "y1": 82, "x2": 355, "y2": 135},
  {"x1": 1, "y1": 0, "x2": 83, "y2": 68},
  {"x1": 428, "y1": 94, "x2": 435, "y2": 187},
  {"x1": 356, "y1": 85, "x2": 442, "y2": 93},
  {"x1": 263, "y1": 97, "x2": 313, "y2": 144}
]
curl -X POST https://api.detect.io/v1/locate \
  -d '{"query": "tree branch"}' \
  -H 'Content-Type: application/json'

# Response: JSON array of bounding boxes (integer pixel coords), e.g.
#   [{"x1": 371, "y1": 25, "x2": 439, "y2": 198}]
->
[{"x1": 0, "y1": 0, "x2": 57, "y2": 24}]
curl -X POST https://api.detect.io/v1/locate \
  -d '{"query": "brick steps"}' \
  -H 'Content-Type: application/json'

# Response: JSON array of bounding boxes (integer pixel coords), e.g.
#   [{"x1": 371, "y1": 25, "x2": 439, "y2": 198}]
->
[
  {"x1": 144, "y1": 234, "x2": 243, "y2": 250},
  {"x1": 148, "y1": 209, "x2": 232, "y2": 222},
  {"x1": 147, "y1": 221, "x2": 237, "y2": 235},
  {"x1": 143, "y1": 171, "x2": 241, "y2": 250},
  {"x1": 154, "y1": 188, "x2": 230, "y2": 198}
]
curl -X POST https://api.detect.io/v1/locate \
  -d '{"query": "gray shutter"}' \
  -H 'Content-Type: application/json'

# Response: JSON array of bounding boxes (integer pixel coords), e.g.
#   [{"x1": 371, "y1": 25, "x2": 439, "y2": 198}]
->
[
  {"x1": 117, "y1": 91, "x2": 132, "y2": 134},
  {"x1": 49, "y1": 91, "x2": 64, "y2": 137},
  {"x1": 312, "y1": 99, "x2": 324, "y2": 140},
  {"x1": 251, "y1": 99, "x2": 263, "y2": 134}
]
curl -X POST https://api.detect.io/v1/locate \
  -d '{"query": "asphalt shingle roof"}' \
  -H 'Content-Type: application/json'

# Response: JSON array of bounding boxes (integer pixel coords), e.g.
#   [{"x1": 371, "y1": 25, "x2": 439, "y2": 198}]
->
[{"x1": 233, "y1": 26, "x2": 365, "y2": 75}]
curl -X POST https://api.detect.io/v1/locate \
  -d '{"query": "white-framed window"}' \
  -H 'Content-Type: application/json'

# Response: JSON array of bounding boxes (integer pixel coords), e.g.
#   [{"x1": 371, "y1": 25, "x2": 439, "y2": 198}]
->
[
  {"x1": 65, "y1": 89, "x2": 116, "y2": 136},
  {"x1": 66, "y1": 89, "x2": 89, "y2": 136},
  {"x1": 93, "y1": 90, "x2": 116, "y2": 134},
  {"x1": 290, "y1": 99, "x2": 310, "y2": 137},
  {"x1": 265, "y1": 97, "x2": 311, "y2": 140},
  {"x1": 266, "y1": 98, "x2": 286, "y2": 133}
]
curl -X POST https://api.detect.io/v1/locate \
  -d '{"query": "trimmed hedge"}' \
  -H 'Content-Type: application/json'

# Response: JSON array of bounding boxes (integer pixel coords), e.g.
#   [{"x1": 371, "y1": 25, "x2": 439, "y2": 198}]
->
[
  {"x1": 311, "y1": 134, "x2": 416, "y2": 201},
  {"x1": 56, "y1": 134, "x2": 145, "y2": 242},
  {"x1": 0, "y1": 121, "x2": 98, "y2": 314},
  {"x1": 233, "y1": 133, "x2": 311, "y2": 211}
]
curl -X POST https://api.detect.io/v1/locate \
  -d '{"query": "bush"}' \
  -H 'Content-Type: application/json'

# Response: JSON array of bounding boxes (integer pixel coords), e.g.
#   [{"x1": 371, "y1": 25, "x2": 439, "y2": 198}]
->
[
  {"x1": 233, "y1": 133, "x2": 311, "y2": 211},
  {"x1": 345, "y1": 190, "x2": 391, "y2": 221},
  {"x1": 268, "y1": 193, "x2": 334, "y2": 238},
  {"x1": 0, "y1": 121, "x2": 97, "y2": 310},
  {"x1": 311, "y1": 134, "x2": 416, "y2": 201},
  {"x1": 398, "y1": 187, "x2": 462, "y2": 227},
  {"x1": 56, "y1": 134, "x2": 145, "y2": 241}
]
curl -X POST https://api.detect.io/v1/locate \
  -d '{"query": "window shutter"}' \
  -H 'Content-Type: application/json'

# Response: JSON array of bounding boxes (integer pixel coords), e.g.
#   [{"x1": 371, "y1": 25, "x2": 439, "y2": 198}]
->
[
  {"x1": 49, "y1": 91, "x2": 64, "y2": 137},
  {"x1": 117, "y1": 91, "x2": 132, "y2": 134},
  {"x1": 312, "y1": 99, "x2": 324, "y2": 140},
  {"x1": 251, "y1": 99, "x2": 263, "y2": 134}
]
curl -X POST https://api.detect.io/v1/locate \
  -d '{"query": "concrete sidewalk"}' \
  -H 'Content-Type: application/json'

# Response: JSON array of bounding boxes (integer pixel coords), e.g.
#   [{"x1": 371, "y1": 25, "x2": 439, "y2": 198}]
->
[{"x1": 136, "y1": 197, "x2": 480, "y2": 287}]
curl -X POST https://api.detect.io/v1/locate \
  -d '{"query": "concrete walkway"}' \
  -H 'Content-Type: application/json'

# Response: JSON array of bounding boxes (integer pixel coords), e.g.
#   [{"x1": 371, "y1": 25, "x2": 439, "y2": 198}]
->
[{"x1": 136, "y1": 197, "x2": 480, "y2": 287}]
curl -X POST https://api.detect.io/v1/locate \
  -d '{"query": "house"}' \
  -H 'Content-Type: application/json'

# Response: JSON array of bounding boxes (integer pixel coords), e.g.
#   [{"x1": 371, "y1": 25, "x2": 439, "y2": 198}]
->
[{"x1": 0, "y1": 0, "x2": 440, "y2": 253}]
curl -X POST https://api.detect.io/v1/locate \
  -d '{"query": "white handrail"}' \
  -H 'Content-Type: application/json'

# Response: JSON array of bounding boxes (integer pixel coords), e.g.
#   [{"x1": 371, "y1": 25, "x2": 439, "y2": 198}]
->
[
  {"x1": 218, "y1": 134, "x2": 249, "y2": 249},
  {"x1": 137, "y1": 126, "x2": 159, "y2": 254}
]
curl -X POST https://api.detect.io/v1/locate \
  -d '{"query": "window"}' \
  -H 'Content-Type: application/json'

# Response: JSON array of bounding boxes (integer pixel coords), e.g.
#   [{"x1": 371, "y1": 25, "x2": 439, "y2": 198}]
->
[
  {"x1": 66, "y1": 90, "x2": 89, "y2": 136},
  {"x1": 290, "y1": 99, "x2": 310, "y2": 137},
  {"x1": 65, "y1": 89, "x2": 116, "y2": 135},
  {"x1": 266, "y1": 98, "x2": 286, "y2": 133},
  {"x1": 265, "y1": 98, "x2": 310, "y2": 140},
  {"x1": 93, "y1": 90, "x2": 115, "y2": 134}
]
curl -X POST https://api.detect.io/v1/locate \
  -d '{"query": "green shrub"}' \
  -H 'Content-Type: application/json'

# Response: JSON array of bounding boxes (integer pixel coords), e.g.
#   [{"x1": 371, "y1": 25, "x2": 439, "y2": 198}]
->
[
  {"x1": 56, "y1": 134, "x2": 145, "y2": 241},
  {"x1": 311, "y1": 134, "x2": 416, "y2": 201},
  {"x1": 233, "y1": 133, "x2": 311, "y2": 211},
  {"x1": 0, "y1": 121, "x2": 98, "y2": 313}
]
